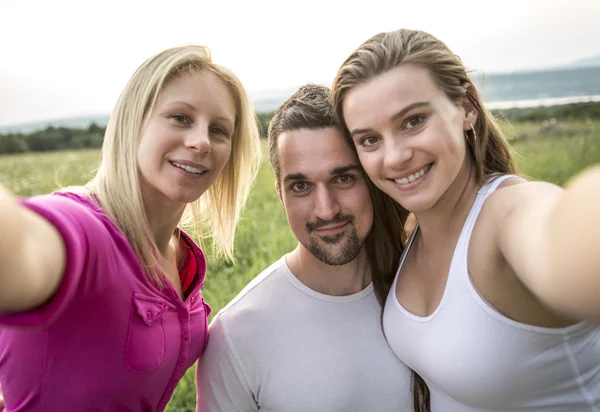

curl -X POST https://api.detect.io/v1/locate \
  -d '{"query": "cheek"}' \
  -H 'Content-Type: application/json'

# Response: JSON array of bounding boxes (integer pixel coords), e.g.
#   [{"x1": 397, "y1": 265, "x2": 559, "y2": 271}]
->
[
  {"x1": 356, "y1": 151, "x2": 379, "y2": 176},
  {"x1": 136, "y1": 143, "x2": 153, "y2": 176},
  {"x1": 282, "y1": 200, "x2": 310, "y2": 231},
  {"x1": 215, "y1": 142, "x2": 233, "y2": 170},
  {"x1": 357, "y1": 189, "x2": 374, "y2": 223},
  {"x1": 438, "y1": 130, "x2": 467, "y2": 162},
  {"x1": 137, "y1": 132, "x2": 166, "y2": 165},
  {"x1": 343, "y1": 186, "x2": 373, "y2": 218},
  {"x1": 437, "y1": 119, "x2": 467, "y2": 152}
]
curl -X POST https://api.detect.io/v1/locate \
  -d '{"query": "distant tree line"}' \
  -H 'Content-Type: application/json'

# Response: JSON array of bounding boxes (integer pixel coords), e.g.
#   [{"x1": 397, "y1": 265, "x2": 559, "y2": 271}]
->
[
  {"x1": 0, "y1": 123, "x2": 105, "y2": 154},
  {"x1": 1, "y1": 102, "x2": 599, "y2": 155}
]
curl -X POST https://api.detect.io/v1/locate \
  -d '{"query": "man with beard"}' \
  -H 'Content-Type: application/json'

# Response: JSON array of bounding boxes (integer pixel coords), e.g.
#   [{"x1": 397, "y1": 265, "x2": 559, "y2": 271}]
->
[{"x1": 196, "y1": 85, "x2": 413, "y2": 412}]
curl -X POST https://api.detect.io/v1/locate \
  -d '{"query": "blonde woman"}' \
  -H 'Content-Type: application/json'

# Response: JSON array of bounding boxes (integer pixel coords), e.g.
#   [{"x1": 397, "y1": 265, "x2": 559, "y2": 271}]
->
[
  {"x1": 333, "y1": 29, "x2": 600, "y2": 411},
  {"x1": 0, "y1": 45, "x2": 261, "y2": 411}
]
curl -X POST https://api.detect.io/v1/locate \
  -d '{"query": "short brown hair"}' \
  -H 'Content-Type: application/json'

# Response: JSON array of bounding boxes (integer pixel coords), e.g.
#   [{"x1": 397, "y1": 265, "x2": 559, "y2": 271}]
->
[{"x1": 267, "y1": 84, "x2": 337, "y2": 187}]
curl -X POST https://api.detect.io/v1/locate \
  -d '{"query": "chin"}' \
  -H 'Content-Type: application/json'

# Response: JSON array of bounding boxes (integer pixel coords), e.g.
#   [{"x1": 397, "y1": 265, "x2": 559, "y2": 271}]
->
[
  {"x1": 163, "y1": 189, "x2": 205, "y2": 205},
  {"x1": 392, "y1": 195, "x2": 436, "y2": 214}
]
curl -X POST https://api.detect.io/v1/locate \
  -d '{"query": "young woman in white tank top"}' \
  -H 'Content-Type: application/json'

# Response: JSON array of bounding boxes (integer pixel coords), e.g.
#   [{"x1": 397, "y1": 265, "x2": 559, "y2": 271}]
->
[{"x1": 332, "y1": 29, "x2": 600, "y2": 411}]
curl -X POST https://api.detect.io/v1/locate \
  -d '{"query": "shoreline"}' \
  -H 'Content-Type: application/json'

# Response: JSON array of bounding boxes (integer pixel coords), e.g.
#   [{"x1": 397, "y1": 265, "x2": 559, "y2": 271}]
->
[{"x1": 486, "y1": 95, "x2": 600, "y2": 110}]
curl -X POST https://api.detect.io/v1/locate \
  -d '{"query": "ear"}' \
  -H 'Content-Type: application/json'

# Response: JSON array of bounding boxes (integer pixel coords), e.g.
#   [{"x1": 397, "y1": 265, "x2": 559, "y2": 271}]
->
[
  {"x1": 275, "y1": 180, "x2": 288, "y2": 217},
  {"x1": 461, "y1": 83, "x2": 479, "y2": 130},
  {"x1": 275, "y1": 180, "x2": 283, "y2": 205}
]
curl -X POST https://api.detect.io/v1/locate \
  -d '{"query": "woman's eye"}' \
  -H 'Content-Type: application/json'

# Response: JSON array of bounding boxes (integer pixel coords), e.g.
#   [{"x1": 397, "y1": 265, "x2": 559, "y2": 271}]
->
[
  {"x1": 360, "y1": 136, "x2": 379, "y2": 147},
  {"x1": 211, "y1": 126, "x2": 229, "y2": 137},
  {"x1": 170, "y1": 114, "x2": 190, "y2": 124},
  {"x1": 406, "y1": 115, "x2": 425, "y2": 129}
]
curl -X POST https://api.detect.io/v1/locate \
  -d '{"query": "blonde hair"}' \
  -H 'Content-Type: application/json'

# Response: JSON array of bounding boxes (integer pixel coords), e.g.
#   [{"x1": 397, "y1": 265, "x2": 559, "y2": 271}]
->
[
  {"x1": 332, "y1": 28, "x2": 517, "y2": 183},
  {"x1": 88, "y1": 45, "x2": 261, "y2": 283}
]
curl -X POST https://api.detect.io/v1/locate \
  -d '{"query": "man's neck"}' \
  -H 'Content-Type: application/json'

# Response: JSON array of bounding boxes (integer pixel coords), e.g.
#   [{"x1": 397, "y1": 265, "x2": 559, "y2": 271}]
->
[{"x1": 286, "y1": 245, "x2": 372, "y2": 296}]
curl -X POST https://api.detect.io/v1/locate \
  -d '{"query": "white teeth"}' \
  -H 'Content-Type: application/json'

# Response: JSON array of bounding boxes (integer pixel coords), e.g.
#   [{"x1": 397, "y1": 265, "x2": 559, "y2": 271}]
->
[
  {"x1": 171, "y1": 161, "x2": 206, "y2": 175},
  {"x1": 394, "y1": 164, "x2": 431, "y2": 185}
]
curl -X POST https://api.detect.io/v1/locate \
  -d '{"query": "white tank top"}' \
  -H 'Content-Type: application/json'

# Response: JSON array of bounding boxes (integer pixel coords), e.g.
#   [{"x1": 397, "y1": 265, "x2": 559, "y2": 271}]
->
[{"x1": 383, "y1": 175, "x2": 600, "y2": 411}]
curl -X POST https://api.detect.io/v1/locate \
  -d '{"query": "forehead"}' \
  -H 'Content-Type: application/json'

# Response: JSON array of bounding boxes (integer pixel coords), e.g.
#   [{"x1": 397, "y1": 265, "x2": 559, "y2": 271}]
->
[
  {"x1": 278, "y1": 127, "x2": 358, "y2": 178},
  {"x1": 343, "y1": 64, "x2": 440, "y2": 124},
  {"x1": 157, "y1": 70, "x2": 236, "y2": 122}
]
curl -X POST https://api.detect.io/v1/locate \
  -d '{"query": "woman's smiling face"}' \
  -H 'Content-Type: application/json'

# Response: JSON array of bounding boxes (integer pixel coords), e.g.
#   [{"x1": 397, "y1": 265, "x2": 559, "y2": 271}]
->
[{"x1": 342, "y1": 63, "x2": 477, "y2": 213}]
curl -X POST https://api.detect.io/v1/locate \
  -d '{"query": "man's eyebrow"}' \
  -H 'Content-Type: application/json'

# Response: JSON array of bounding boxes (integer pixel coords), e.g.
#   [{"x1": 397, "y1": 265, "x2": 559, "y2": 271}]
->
[
  {"x1": 282, "y1": 165, "x2": 361, "y2": 183},
  {"x1": 283, "y1": 172, "x2": 307, "y2": 183},
  {"x1": 349, "y1": 101, "x2": 431, "y2": 138},
  {"x1": 331, "y1": 164, "x2": 362, "y2": 175}
]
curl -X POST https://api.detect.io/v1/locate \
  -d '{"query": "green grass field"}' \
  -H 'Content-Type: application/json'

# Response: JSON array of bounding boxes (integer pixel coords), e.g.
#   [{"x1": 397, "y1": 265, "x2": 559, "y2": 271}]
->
[{"x1": 1, "y1": 120, "x2": 599, "y2": 411}]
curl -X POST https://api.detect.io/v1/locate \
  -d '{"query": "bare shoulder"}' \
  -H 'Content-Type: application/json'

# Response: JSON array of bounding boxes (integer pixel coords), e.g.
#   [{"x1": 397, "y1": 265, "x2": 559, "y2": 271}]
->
[
  {"x1": 474, "y1": 176, "x2": 555, "y2": 252},
  {"x1": 481, "y1": 176, "x2": 562, "y2": 222},
  {"x1": 475, "y1": 176, "x2": 565, "y2": 270},
  {"x1": 469, "y1": 177, "x2": 528, "y2": 262}
]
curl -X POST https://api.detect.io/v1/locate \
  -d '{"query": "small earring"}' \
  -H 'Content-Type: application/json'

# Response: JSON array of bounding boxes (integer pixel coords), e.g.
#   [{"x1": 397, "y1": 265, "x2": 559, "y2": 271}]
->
[{"x1": 469, "y1": 123, "x2": 477, "y2": 143}]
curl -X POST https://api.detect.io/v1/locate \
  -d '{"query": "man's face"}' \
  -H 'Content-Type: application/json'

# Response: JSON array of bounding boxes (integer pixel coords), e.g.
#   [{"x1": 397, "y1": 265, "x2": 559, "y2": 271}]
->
[{"x1": 277, "y1": 127, "x2": 373, "y2": 265}]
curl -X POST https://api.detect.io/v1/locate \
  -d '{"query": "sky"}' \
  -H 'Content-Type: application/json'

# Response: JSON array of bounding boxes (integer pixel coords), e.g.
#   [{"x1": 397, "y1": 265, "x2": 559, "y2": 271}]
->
[{"x1": 1, "y1": 0, "x2": 599, "y2": 127}]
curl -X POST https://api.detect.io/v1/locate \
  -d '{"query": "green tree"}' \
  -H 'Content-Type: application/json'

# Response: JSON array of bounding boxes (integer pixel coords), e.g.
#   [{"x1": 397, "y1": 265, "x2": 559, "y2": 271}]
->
[{"x1": 0, "y1": 134, "x2": 28, "y2": 154}]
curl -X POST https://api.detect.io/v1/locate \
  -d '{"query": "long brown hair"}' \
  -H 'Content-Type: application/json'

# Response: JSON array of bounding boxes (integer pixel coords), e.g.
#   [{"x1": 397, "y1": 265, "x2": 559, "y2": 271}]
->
[{"x1": 332, "y1": 28, "x2": 519, "y2": 412}]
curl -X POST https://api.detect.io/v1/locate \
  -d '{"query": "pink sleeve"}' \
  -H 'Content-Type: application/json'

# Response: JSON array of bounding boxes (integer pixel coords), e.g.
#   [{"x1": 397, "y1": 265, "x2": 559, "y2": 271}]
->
[{"x1": 0, "y1": 193, "x2": 101, "y2": 328}]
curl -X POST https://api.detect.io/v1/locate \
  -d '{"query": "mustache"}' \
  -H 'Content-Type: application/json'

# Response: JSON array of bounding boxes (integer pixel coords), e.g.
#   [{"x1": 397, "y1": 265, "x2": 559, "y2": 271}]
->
[{"x1": 306, "y1": 214, "x2": 354, "y2": 232}]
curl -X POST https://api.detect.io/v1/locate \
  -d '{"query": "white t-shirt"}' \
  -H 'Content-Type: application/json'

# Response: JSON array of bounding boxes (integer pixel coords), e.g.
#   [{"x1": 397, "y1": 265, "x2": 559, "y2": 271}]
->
[{"x1": 196, "y1": 255, "x2": 414, "y2": 412}]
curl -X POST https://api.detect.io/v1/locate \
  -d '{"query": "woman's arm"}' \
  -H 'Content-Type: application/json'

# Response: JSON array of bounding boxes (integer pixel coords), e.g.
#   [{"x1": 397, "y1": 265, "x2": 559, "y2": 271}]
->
[
  {"x1": 494, "y1": 166, "x2": 600, "y2": 322},
  {"x1": 0, "y1": 185, "x2": 66, "y2": 314}
]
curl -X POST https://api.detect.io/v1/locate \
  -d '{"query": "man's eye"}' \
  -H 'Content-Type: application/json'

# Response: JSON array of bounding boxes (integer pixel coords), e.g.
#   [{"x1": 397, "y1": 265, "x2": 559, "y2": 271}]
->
[
  {"x1": 291, "y1": 182, "x2": 308, "y2": 192},
  {"x1": 337, "y1": 175, "x2": 354, "y2": 184}
]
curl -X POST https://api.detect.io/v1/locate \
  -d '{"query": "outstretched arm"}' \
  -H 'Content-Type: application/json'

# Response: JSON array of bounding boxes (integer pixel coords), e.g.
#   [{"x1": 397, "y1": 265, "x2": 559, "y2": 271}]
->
[
  {"x1": 0, "y1": 185, "x2": 66, "y2": 314},
  {"x1": 497, "y1": 165, "x2": 600, "y2": 322},
  {"x1": 545, "y1": 166, "x2": 600, "y2": 320}
]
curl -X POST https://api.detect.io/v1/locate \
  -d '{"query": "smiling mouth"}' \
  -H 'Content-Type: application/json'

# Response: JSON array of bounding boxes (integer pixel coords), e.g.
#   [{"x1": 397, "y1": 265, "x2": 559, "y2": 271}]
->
[
  {"x1": 392, "y1": 163, "x2": 433, "y2": 185},
  {"x1": 170, "y1": 161, "x2": 207, "y2": 175}
]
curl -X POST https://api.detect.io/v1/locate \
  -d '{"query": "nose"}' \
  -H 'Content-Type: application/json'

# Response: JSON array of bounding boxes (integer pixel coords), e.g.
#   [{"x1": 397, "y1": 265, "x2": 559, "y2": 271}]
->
[
  {"x1": 185, "y1": 125, "x2": 211, "y2": 153},
  {"x1": 383, "y1": 135, "x2": 413, "y2": 169},
  {"x1": 314, "y1": 185, "x2": 340, "y2": 221}
]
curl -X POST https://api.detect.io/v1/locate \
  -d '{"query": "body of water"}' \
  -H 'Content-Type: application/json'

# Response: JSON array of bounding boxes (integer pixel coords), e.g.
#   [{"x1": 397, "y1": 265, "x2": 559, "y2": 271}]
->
[{"x1": 486, "y1": 94, "x2": 600, "y2": 110}]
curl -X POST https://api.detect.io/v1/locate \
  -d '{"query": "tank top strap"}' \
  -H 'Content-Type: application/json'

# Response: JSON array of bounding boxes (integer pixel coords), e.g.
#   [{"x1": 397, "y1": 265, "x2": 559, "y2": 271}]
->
[
  {"x1": 470, "y1": 174, "x2": 520, "y2": 226},
  {"x1": 477, "y1": 174, "x2": 520, "y2": 196},
  {"x1": 450, "y1": 174, "x2": 521, "y2": 284},
  {"x1": 391, "y1": 224, "x2": 419, "y2": 295},
  {"x1": 391, "y1": 174, "x2": 521, "y2": 295}
]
